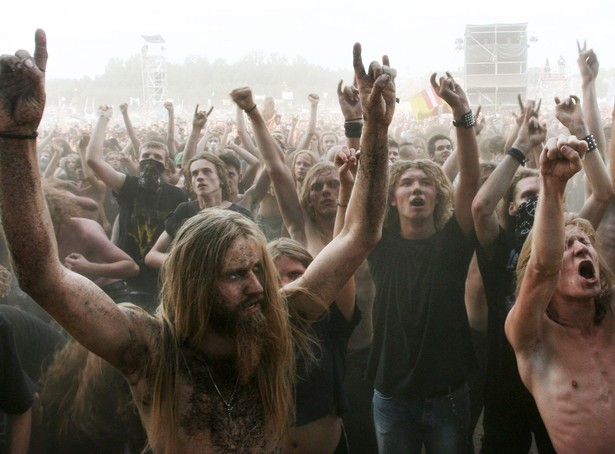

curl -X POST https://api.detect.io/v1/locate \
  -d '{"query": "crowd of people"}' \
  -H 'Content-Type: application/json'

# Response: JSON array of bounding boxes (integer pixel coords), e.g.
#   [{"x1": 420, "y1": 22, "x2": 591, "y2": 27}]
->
[{"x1": 1, "y1": 30, "x2": 615, "y2": 454}]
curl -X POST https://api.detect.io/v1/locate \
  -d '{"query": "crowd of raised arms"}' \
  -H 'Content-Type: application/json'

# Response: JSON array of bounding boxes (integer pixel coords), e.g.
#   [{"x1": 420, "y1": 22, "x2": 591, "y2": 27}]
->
[{"x1": 2, "y1": 30, "x2": 615, "y2": 454}]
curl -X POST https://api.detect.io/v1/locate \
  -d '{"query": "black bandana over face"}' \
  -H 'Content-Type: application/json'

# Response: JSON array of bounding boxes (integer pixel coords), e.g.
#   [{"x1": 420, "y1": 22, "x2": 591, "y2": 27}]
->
[
  {"x1": 514, "y1": 196, "x2": 538, "y2": 243},
  {"x1": 138, "y1": 159, "x2": 165, "y2": 190}
]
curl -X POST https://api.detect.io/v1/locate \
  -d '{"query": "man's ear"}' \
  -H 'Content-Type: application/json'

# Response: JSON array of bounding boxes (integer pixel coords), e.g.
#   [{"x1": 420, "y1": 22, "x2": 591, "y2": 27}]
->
[{"x1": 508, "y1": 201, "x2": 516, "y2": 217}]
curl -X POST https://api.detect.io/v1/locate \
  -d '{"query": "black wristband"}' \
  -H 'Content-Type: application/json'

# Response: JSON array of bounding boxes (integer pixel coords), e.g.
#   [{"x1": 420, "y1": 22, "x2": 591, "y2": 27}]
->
[
  {"x1": 344, "y1": 122, "x2": 363, "y2": 138},
  {"x1": 245, "y1": 104, "x2": 257, "y2": 114},
  {"x1": 0, "y1": 131, "x2": 38, "y2": 140},
  {"x1": 452, "y1": 111, "x2": 475, "y2": 129},
  {"x1": 507, "y1": 147, "x2": 526, "y2": 166},
  {"x1": 581, "y1": 134, "x2": 597, "y2": 152}
]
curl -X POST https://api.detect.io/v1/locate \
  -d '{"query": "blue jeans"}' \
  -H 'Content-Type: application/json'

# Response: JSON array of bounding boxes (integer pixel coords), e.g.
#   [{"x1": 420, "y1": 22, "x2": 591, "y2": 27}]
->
[{"x1": 373, "y1": 382, "x2": 470, "y2": 454}]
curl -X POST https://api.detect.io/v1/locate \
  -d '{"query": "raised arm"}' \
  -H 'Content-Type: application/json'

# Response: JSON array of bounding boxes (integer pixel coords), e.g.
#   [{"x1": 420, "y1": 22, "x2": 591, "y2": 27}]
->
[
  {"x1": 230, "y1": 88, "x2": 308, "y2": 245},
  {"x1": 86, "y1": 106, "x2": 126, "y2": 192},
  {"x1": 235, "y1": 104, "x2": 259, "y2": 155},
  {"x1": 0, "y1": 30, "x2": 150, "y2": 374},
  {"x1": 337, "y1": 79, "x2": 363, "y2": 151},
  {"x1": 294, "y1": 94, "x2": 319, "y2": 151},
  {"x1": 431, "y1": 72, "x2": 480, "y2": 236},
  {"x1": 472, "y1": 101, "x2": 545, "y2": 248},
  {"x1": 555, "y1": 95, "x2": 613, "y2": 227},
  {"x1": 41, "y1": 143, "x2": 61, "y2": 178},
  {"x1": 577, "y1": 41, "x2": 606, "y2": 157},
  {"x1": 164, "y1": 101, "x2": 177, "y2": 159},
  {"x1": 505, "y1": 136, "x2": 586, "y2": 352},
  {"x1": 287, "y1": 43, "x2": 394, "y2": 318},
  {"x1": 181, "y1": 105, "x2": 213, "y2": 170},
  {"x1": 119, "y1": 103, "x2": 140, "y2": 160}
]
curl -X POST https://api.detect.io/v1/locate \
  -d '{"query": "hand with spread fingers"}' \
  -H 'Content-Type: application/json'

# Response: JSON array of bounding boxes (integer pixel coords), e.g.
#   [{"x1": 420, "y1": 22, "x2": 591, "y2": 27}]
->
[
  {"x1": 577, "y1": 40, "x2": 599, "y2": 85},
  {"x1": 337, "y1": 79, "x2": 362, "y2": 121},
  {"x1": 0, "y1": 29, "x2": 47, "y2": 136},
  {"x1": 352, "y1": 43, "x2": 396, "y2": 126},
  {"x1": 334, "y1": 146, "x2": 359, "y2": 183},
  {"x1": 515, "y1": 101, "x2": 547, "y2": 151},
  {"x1": 430, "y1": 71, "x2": 469, "y2": 115},
  {"x1": 554, "y1": 95, "x2": 587, "y2": 137},
  {"x1": 192, "y1": 104, "x2": 214, "y2": 129}
]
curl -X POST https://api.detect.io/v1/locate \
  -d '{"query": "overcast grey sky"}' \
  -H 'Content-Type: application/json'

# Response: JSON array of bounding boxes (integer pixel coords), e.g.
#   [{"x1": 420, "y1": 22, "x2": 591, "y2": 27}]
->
[{"x1": 2, "y1": 0, "x2": 613, "y2": 80}]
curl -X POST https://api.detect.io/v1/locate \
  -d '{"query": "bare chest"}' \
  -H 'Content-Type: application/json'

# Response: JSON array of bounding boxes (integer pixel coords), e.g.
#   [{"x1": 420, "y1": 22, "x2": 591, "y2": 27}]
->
[
  {"x1": 176, "y1": 356, "x2": 270, "y2": 453},
  {"x1": 526, "y1": 331, "x2": 615, "y2": 451}
]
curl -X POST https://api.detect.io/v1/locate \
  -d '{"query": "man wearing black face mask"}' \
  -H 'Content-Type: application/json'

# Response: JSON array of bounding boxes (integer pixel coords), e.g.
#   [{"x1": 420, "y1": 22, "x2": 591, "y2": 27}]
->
[
  {"x1": 86, "y1": 106, "x2": 187, "y2": 312},
  {"x1": 471, "y1": 96, "x2": 613, "y2": 453}
]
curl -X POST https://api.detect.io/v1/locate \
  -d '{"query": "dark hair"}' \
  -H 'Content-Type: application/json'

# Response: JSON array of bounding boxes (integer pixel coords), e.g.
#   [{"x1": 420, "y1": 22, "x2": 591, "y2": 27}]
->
[
  {"x1": 185, "y1": 152, "x2": 231, "y2": 201},
  {"x1": 218, "y1": 152, "x2": 241, "y2": 174},
  {"x1": 427, "y1": 134, "x2": 452, "y2": 157}
]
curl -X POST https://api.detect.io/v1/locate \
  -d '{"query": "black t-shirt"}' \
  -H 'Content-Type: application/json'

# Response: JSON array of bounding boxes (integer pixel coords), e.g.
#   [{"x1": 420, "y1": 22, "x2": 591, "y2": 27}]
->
[
  {"x1": 295, "y1": 303, "x2": 361, "y2": 426},
  {"x1": 367, "y1": 217, "x2": 476, "y2": 398},
  {"x1": 476, "y1": 227, "x2": 535, "y2": 405},
  {"x1": 115, "y1": 176, "x2": 188, "y2": 293},
  {"x1": 0, "y1": 313, "x2": 34, "y2": 414},
  {"x1": 164, "y1": 200, "x2": 254, "y2": 239},
  {"x1": 0, "y1": 305, "x2": 67, "y2": 383}
]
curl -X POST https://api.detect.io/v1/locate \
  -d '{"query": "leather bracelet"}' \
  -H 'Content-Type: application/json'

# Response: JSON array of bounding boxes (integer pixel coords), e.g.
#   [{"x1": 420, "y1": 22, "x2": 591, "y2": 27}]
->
[
  {"x1": 0, "y1": 131, "x2": 38, "y2": 140},
  {"x1": 581, "y1": 133, "x2": 597, "y2": 152},
  {"x1": 507, "y1": 147, "x2": 526, "y2": 166},
  {"x1": 344, "y1": 122, "x2": 362, "y2": 138},
  {"x1": 345, "y1": 117, "x2": 363, "y2": 122},
  {"x1": 245, "y1": 104, "x2": 257, "y2": 114},
  {"x1": 336, "y1": 201, "x2": 348, "y2": 208},
  {"x1": 452, "y1": 111, "x2": 475, "y2": 129}
]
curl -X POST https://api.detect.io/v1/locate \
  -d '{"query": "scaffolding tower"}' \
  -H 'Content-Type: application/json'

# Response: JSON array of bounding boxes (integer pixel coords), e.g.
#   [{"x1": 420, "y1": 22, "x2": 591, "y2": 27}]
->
[
  {"x1": 463, "y1": 23, "x2": 528, "y2": 113},
  {"x1": 527, "y1": 60, "x2": 574, "y2": 102},
  {"x1": 141, "y1": 35, "x2": 168, "y2": 109}
]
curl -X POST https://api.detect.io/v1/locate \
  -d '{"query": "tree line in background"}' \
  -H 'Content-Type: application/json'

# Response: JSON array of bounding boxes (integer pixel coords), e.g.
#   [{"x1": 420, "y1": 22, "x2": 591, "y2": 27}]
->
[
  {"x1": 46, "y1": 52, "x2": 353, "y2": 118},
  {"x1": 45, "y1": 52, "x2": 615, "y2": 121}
]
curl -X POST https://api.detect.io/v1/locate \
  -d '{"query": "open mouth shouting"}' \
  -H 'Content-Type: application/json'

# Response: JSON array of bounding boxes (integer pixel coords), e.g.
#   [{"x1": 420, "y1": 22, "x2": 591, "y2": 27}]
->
[
  {"x1": 410, "y1": 197, "x2": 425, "y2": 207},
  {"x1": 578, "y1": 260, "x2": 597, "y2": 282}
]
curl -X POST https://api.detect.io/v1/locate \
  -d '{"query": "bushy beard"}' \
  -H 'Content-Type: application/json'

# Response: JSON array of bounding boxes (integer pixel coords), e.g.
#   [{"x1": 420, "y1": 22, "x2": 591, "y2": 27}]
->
[
  {"x1": 209, "y1": 300, "x2": 269, "y2": 383},
  {"x1": 138, "y1": 159, "x2": 165, "y2": 191}
]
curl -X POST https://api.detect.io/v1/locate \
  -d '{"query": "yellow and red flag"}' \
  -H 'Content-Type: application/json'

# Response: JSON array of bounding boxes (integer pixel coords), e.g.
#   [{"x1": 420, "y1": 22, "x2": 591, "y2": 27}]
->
[{"x1": 410, "y1": 87, "x2": 451, "y2": 119}]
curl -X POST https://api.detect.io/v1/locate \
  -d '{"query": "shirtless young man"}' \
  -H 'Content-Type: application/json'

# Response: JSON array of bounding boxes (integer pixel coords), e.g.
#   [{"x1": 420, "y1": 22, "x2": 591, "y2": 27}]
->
[
  {"x1": 0, "y1": 32, "x2": 394, "y2": 452},
  {"x1": 506, "y1": 135, "x2": 615, "y2": 454},
  {"x1": 43, "y1": 186, "x2": 139, "y2": 302}
]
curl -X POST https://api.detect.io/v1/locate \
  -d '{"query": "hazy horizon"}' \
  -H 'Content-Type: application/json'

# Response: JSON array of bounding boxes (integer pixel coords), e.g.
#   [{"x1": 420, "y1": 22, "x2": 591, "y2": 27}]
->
[{"x1": 3, "y1": 0, "x2": 615, "y2": 81}]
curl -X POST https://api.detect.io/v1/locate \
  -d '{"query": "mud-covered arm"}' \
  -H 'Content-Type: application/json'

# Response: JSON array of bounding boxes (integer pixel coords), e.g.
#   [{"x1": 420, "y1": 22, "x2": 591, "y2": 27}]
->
[{"x1": 0, "y1": 30, "x2": 152, "y2": 376}]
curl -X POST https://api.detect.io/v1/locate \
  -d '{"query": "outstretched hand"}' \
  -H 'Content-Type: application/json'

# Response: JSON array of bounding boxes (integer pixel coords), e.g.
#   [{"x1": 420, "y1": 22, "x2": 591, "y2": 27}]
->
[
  {"x1": 334, "y1": 146, "x2": 360, "y2": 183},
  {"x1": 554, "y1": 95, "x2": 585, "y2": 134},
  {"x1": 0, "y1": 29, "x2": 47, "y2": 135},
  {"x1": 430, "y1": 72, "x2": 469, "y2": 114},
  {"x1": 192, "y1": 104, "x2": 214, "y2": 128},
  {"x1": 577, "y1": 40, "x2": 599, "y2": 84},
  {"x1": 515, "y1": 100, "x2": 546, "y2": 150},
  {"x1": 337, "y1": 79, "x2": 362, "y2": 121},
  {"x1": 540, "y1": 135, "x2": 586, "y2": 182},
  {"x1": 352, "y1": 43, "x2": 396, "y2": 126}
]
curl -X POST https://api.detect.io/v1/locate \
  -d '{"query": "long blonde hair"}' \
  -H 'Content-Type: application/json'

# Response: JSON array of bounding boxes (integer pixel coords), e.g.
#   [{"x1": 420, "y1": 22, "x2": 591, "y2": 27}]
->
[
  {"x1": 516, "y1": 215, "x2": 613, "y2": 323},
  {"x1": 148, "y1": 208, "x2": 296, "y2": 451}
]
